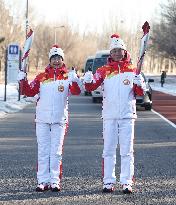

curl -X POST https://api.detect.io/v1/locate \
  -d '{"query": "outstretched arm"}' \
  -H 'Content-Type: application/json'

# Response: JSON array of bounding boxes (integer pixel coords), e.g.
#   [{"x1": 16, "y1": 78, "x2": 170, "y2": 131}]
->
[
  {"x1": 18, "y1": 71, "x2": 44, "y2": 97},
  {"x1": 20, "y1": 78, "x2": 40, "y2": 97},
  {"x1": 84, "y1": 69, "x2": 104, "y2": 92},
  {"x1": 68, "y1": 70, "x2": 81, "y2": 95},
  {"x1": 133, "y1": 74, "x2": 147, "y2": 96},
  {"x1": 69, "y1": 82, "x2": 81, "y2": 95}
]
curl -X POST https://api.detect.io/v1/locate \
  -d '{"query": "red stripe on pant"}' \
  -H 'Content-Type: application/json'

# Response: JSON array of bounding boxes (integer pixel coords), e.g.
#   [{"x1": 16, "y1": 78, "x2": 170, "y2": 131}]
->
[
  {"x1": 58, "y1": 122, "x2": 68, "y2": 180},
  {"x1": 59, "y1": 161, "x2": 63, "y2": 180},
  {"x1": 102, "y1": 158, "x2": 104, "y2": 181}
]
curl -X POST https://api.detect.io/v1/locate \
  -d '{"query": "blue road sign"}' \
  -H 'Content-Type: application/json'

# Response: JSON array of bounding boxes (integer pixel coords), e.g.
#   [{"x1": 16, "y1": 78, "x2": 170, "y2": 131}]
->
[
  {"x1": 8, "y1": 43, "x2": 20, "y2": 61},
  {"x1": 9, "y1": 45, "x2": 19, "y2": 55}
]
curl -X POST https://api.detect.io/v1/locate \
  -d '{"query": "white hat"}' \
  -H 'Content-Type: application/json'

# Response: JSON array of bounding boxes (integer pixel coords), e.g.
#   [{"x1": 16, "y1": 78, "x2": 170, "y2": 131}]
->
[
  {"x1": 109, "y1": 34, "x2": 126, "y2": 51},
  {"x1": 49, "y1": 45, "x2": 64, "y2": 60}
]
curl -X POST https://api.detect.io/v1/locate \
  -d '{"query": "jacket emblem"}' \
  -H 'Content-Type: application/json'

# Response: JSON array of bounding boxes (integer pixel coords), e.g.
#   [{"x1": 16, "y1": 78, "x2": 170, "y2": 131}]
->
[
  {"x1": 58, "y1": 84, "x2": 64, "y2": 92},
  {"x1": 123, "y1": 79, "x2": 130, "y2": 85}
]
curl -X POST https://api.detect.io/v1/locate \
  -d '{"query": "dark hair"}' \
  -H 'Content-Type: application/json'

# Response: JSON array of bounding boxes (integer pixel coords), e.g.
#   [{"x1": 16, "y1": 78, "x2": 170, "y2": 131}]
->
[{"x1": 50, "y1": 54, "x2": 63, "y2": 62}]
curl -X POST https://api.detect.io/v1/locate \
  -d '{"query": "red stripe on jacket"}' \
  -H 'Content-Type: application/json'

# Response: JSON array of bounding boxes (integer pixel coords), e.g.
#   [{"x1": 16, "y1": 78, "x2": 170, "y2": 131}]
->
[
  {"x1": 20, "y1": 65, "x2": 81, "y2": 96},
  {"x1": 85, "y1": 60, "x2": 144, "y2": 96}
]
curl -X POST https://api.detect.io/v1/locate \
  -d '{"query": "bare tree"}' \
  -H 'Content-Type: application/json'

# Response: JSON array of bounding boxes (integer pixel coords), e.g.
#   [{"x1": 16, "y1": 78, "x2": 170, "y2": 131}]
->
[
  {"x1": 29, "y1": 20, "x2": 99, "y2": 72},
  {"x1": 66, "y1": 32, "x2": 98, "y2": 70},
  {"x1": 152, "y1": 0, "x2": 176, "y2": 63},
  {"x1": 0, "y1": 0, "x2": 24, "y2": 80}
]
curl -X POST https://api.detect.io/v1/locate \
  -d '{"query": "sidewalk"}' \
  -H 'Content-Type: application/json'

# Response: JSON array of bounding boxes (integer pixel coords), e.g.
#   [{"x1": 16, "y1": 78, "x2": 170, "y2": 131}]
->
[
  {"x1": 0, "y1": 84, "x2": 35, "y2": 118},
  {"x1": 149, "y1": 75, "x2": 176, "y2": 96}
]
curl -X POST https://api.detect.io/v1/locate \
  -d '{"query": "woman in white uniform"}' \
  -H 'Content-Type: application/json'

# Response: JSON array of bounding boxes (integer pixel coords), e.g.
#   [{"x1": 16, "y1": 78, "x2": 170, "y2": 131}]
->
[{"x1": 18, "y1": 45, "x2": 81, "y2": 192}]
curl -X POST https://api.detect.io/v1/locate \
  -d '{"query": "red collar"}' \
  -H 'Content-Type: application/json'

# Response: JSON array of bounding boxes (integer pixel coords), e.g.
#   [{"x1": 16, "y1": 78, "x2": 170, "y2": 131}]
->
[
  {"x1": 107, "y1": 59, "x2": 128, "y2": 71},
  {"x1": 45, "y1": 64, "x2": 67, "y2": 73}
]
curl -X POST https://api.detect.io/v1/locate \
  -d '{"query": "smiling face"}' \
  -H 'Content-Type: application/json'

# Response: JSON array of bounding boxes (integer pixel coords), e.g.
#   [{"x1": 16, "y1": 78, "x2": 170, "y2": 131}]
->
[
  {"x1": 50, "y1": 55, "x2": 63, "y2": 68},
  {"x1": 110, "y1": 48, "x2": 125, "y2": 62}
]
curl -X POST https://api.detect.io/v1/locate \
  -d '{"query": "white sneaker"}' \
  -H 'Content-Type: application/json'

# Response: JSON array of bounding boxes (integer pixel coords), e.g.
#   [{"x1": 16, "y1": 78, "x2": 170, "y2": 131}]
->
[
  {"x1": 36, "y1": 182, "x2": 50, "y2": 192},
  {"x1": 50, "y1": 183, "x2": 61, "y2": 192},
  {"x1": 103, "y1": 183, "x2": 115, "y2": 193},
  {"x1": 122, "y1": 184, "x2": 132, "y2": 194}
]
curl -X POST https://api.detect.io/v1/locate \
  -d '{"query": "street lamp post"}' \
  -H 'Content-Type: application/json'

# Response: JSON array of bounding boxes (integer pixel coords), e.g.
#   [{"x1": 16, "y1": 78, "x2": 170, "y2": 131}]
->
[{"x1": 54, "y1": 26, "x2": 65, "y2": 44}]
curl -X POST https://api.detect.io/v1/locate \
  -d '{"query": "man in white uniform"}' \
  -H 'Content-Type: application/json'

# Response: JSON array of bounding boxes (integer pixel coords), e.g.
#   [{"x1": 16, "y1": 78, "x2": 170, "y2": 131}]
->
[{"x1": 83, "y1": 34, "x2": 146, "y2": 194}]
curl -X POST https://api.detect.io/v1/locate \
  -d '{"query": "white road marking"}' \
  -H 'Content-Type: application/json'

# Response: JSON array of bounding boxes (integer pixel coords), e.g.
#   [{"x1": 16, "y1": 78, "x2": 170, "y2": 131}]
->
[{"x1": 152, "y1": 109, "x2": 176, "y2": 129}]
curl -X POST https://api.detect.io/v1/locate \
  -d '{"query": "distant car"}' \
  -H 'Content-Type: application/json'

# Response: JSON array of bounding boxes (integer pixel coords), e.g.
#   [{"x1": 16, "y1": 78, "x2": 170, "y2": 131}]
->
[
  {"x1": 91, "y1": 86, "x2": 103, "y2": 103},
  {"x1": 136, "y1": 72, "x2": 154, "y2": 110},
  {"x1": 84, "y1": 56, "x2": 94, "y2": 73},
  {"x1": 91, "y1": 50, "x2": 110, "y2": 103}
]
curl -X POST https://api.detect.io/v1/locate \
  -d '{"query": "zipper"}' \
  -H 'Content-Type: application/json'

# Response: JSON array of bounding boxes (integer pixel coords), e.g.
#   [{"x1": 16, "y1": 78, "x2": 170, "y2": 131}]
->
[
  {"x1": 52, "y1": 68, "x2": 56, "y2": 123},
  {"x1": 118, "y1": 64, "x2": 121, "y2": 119},
  {"x1": 54, "y1": 69, "x2": 56, "y2": 81}
]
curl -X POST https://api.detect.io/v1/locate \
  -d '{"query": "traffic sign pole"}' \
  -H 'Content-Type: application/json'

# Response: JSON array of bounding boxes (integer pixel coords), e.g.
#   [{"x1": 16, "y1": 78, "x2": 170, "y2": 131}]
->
[
  {"x1": 4, "y1": 43, "x2": 21, "y2": 101},
  {"x1": 4, "y1": 48, "x2": 8, "y2": 101},
  {"x1": 7, "y1": 43, "x2": 20, "y2": 84},
  {"x1": 18, "y1": 50, "x2": 22, "y2": 101}
]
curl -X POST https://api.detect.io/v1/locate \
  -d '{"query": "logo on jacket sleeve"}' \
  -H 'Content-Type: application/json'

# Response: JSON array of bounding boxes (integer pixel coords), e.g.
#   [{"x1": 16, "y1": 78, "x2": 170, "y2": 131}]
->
[{"x1": 123, "y1": 79, "x2": 130, "y2": 85}]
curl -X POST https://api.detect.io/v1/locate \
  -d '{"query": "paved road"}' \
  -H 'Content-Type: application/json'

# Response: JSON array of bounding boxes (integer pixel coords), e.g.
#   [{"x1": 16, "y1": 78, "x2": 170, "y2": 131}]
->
[{"x1": 0, "y1": 95, "x2": 176, "y2": 205}]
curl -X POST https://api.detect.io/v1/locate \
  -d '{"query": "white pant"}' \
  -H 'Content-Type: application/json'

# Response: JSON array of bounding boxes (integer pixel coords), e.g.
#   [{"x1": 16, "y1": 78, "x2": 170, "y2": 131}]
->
[
  {"x1": 102, "y1": 119, "x2": 134, "y2": 186},
  {"x1": 36, "y1": 122, "x2": 66, "y2": 184}
]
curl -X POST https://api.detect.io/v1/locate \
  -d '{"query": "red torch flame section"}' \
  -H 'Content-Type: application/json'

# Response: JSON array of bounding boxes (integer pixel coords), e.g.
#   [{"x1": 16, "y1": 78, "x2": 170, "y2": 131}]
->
[{"x1": 142, "y1": 21, "x2": 150, "y2": 35}]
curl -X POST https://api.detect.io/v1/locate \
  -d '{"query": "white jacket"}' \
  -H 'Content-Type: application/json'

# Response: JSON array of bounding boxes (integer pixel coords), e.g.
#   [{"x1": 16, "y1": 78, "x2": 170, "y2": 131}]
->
[
  {"x1": 85, "y1": 61, "x2": 146, "y2": 120},
  {"x1": 102, "y1": 71, "x2": 137, "y2": 119},
  {"x1": 36, "y1": 80, "x2": 70, "y2": 124},
  {"x1": 20, "y1": 65, "x2": 81, "y2": 124}
]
